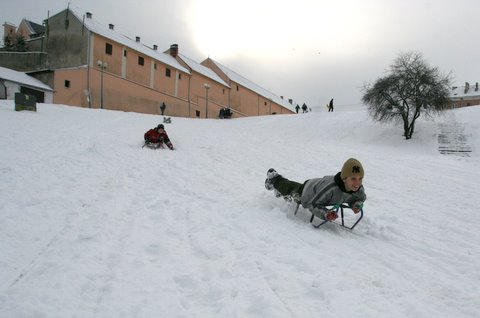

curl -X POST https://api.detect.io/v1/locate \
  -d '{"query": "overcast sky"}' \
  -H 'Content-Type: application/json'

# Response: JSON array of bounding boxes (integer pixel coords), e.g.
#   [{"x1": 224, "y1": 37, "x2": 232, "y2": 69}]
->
[{"x1": 2, "y1": 0, "x2": 480, "y2": 110}]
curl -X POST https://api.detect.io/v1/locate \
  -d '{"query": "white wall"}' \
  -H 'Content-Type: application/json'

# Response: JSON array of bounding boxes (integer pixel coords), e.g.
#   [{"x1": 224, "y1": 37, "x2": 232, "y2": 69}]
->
[
  {"x1": 3, "y1": 80, "x2": 53, "y2": 103},
  {"x1": 4, "y1": 81, "x2": 19, "y2": 99}
]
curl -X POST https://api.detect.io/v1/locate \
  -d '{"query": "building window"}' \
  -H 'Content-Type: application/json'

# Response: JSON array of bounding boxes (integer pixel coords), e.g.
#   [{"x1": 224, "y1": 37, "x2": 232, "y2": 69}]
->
[
  {"x1": 165, "y1": 68, "x2": 171, "y2": 77},
  {"x1": 65, "y1": 80, "x2": 70, "y2": 88},
  {"x1": 222, "y1": 88, "x2": 225, "y2": 94},
  {"x1": 196, "y1": 110, "x2": 200, "y2": 118},
  {"x1": 264, "y1": 101, "x2": 267, "y2": 106},
  {"x1": 138, "y1": 56, "x2": 144, "y2": 66},
  {"x1": 123, "y1": 50, "x2": 127, "y2": 57},
  {"x1": 105, "y1": 43, "x2": 113, "y2": 55},
  {"x1": 236, "y1": 85, "x2": 239, "y2": 91},
  {"x1": 154, "y1": 63, "x2": 157, "y2": 70},
  {"x1": 178, "y1": 73, "x2": 182, "y2": 80}
]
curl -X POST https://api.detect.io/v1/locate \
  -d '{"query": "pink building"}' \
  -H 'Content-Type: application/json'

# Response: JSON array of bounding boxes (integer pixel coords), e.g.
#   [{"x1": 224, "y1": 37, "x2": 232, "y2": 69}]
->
[
  {"x1": 2, "y1": 8, "x2": 295, "y2": 118},
  {"x1": 450, "y1": 82, "x2": 480, "y2": 108}
]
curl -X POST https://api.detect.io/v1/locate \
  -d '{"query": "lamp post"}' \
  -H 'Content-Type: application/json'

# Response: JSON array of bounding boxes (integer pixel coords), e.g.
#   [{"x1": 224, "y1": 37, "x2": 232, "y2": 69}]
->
[
  {"x1": 204, "y1": 83, "x2": 210, "y2": 118},
  {"x1": 97, "y1": 60, "x2": 108, "y2": 109}
]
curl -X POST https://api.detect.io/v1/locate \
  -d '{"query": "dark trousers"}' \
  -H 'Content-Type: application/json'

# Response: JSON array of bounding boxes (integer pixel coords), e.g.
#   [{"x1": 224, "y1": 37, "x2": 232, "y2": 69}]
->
[{"x1": 273, "y1": 176, "x2": 307, "y2": 199}]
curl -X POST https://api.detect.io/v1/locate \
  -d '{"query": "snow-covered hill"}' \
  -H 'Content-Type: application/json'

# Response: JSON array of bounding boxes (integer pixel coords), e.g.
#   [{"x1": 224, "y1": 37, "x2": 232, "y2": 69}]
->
[{"x1": 1, "y1": 100, "x2": 479, "y2": 317}]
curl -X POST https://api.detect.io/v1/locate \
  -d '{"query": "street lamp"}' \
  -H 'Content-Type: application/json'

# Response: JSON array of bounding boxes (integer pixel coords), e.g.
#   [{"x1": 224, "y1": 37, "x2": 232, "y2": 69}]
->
[
  {"x1": 97, "y1": 60, "x2": 108, "y2": 109},
  {"x1": 204, "y1": 83, "x2": 210, "y2": 118}
]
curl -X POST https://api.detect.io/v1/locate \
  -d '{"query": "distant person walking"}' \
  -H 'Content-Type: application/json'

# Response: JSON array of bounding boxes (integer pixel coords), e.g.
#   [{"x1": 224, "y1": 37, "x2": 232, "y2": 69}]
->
[
  {"x1": 160, "y1": 102, "x2": 166, "y2": 115},
  {"x1": 301, "y1": 103, "x2": 308, "y2": 113},
  {"x1": 328, "y1": 98, "x2": 334, "y2": 112},
  {"x1": 295, "y1": 104, "x2": 300, "y2": 114}
]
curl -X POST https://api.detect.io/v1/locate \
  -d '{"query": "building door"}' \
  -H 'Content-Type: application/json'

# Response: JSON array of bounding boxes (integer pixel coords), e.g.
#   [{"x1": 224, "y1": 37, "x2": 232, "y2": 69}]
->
[
  {"x1": 0, "y1": 80, "x2": 6, "y2": 99},
  {"x1": 20, "y1": 86, "x2": 45, "y2": 103}
]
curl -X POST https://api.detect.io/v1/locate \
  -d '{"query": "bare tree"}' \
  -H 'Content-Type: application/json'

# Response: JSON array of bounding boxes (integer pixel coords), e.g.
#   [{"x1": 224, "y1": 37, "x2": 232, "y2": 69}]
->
[
  {"x1": 1, "y1": 34, "x2": 28, "y2": 52},
  {"x1": 362, "y1": 52, "x2": 451, "y2": 140},
  {"x1": 1, "y1": 35, "x2": 14, "y2": 51}
]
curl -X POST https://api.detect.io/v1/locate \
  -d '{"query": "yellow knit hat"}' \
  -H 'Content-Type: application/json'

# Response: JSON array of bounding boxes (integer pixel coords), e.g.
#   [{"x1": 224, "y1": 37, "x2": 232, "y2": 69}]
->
[{"x1": 341, "y1": 158, "x2": 364, "y2": 179}]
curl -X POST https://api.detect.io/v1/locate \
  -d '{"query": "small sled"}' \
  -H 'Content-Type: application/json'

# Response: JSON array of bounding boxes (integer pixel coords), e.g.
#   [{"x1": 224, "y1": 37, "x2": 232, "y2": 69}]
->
[
  {"x1": 142, "y1": 142, "x2": 165, "y2": 149},
  {"x1": 294, "y1": 203, "x2": 364, "y2": 230}
]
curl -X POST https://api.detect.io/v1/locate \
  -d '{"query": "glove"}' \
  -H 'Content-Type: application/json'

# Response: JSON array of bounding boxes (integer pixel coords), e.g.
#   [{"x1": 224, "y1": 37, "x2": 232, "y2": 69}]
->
[
  {"x1": 352, "y1": 201, "x2": 363, "y2": 214},
  {"x1": 325, "y1": 210, "x2": 338, "y2": 221}
]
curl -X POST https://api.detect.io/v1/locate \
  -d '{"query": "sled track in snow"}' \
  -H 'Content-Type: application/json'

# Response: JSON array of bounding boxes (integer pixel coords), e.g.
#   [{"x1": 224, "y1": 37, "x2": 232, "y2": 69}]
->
[{"x1": 7, "y1": 227, "x2": 67, "y2": 288}]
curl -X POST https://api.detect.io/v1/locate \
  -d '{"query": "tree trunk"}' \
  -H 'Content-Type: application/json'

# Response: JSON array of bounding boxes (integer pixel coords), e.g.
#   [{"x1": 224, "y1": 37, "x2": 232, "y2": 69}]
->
[
  {"x1": 403, "y1": 116, "x2": 410, "y2": 140},
  {"x1": 405, "y1": 119, "x2": 416, "y2": 140}
]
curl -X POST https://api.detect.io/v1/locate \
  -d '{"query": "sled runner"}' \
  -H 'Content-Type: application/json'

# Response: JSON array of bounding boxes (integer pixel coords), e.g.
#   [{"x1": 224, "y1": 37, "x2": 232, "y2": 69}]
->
[
  {"x1": 142, "y1": 142, "x2": 166, "y2": 149},
  {"x1": 294, "y1": 203, "x2": 364, "y2": 230}
]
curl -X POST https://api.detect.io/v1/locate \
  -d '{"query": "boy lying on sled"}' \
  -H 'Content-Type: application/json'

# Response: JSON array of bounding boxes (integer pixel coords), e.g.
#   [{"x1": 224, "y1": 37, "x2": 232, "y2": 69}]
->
[{"x1": 265, "y1": 158, "x2": 366, "y2": 227}]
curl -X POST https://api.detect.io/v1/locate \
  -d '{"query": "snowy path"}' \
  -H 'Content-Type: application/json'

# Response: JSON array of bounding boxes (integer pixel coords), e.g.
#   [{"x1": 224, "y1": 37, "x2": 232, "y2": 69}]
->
[{"x1": 1, "y1": 101, "x2": 479, "y2": 317}]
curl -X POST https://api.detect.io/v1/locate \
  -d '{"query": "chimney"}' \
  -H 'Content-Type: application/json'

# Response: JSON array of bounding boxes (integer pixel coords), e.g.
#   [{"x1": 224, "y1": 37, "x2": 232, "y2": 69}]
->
[
  {"x1": 464, "y1": 82, "x2": 470, "y2": 94},
  {"x1": 288, "y1": 98, "x2": 293, "y2": 105},
  {"x1": 108, "y1": 24, "x2": 114, "y2": 30},
  {"x1": 170, "y1": 44, "x2": 178, "y2": 57},
  {"x1": 476, "y1": 82, "x2": 478, "y2": 91},
  {"x1": 86, "y1": 12, "x2": 92, "y2": 19},
  {"x1": 3, "y1": 22, "x2": 17, "y2": 37},
  {"x1": 135, "y1": 36, "x2": 140, "y2": 42},
  {"x1": 280, "y1": 96, "x2": 284, "y2": 99},
  {"x1": 153, "y1": 44, "x2": 158, "y2": 51}
]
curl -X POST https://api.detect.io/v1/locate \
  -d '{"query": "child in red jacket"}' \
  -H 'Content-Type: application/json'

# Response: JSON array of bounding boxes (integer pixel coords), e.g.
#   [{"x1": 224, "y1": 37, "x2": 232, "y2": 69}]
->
[{"x1": 144, "y1": 124, "x2": 174, "y2": 150}]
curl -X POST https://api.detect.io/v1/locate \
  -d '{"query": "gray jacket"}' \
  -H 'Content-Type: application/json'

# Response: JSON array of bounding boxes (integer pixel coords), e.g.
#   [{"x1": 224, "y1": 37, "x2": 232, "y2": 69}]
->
[{"x1": 300, "y1": 172, "x2": 366, "y2": 217}]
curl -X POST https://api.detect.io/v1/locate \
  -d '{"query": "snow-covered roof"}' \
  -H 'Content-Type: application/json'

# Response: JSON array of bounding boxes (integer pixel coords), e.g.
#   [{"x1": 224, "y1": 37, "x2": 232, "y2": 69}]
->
[
  {"x1": 178, "y1": 54, "x2": 229, "y2": 87},
  {"x1": 0, "y1": 66, "x2": 53, "y2": 91},
  {"x1": 68, "y1": 10, "x2": 190, "y2": 75},
  {"x1": 210, "y1": 59, "x2": 294, "y2": 111},
  {"x1": 20, "y1": 18, "x2": 45, "y2": 35},
  {"x1": 450, "y1": 83, "x2": 480, "y2": 100}
]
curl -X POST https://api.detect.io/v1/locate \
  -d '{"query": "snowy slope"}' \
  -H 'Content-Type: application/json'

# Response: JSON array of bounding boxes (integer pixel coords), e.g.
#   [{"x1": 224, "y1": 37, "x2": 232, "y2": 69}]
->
[{"x1": 0, "y1": 100, "x2": 479, "y2": 318}]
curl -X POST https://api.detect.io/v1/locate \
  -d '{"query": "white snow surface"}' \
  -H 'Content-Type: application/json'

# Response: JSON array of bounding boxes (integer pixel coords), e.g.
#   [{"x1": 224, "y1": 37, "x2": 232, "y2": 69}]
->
[{"x1": 0, "y1": 100, "x2": 479, "y2": 318}]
